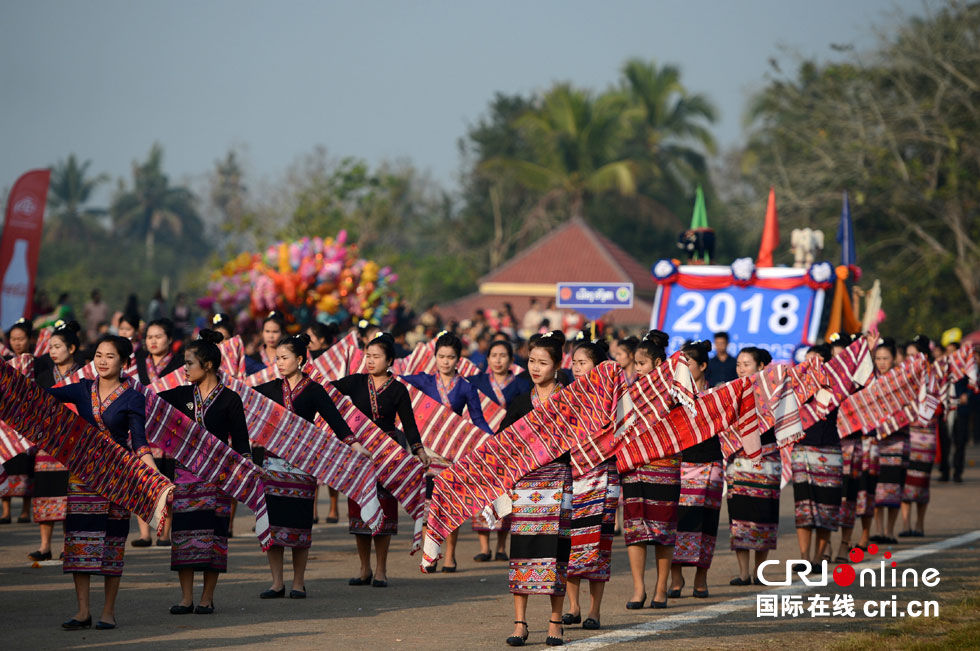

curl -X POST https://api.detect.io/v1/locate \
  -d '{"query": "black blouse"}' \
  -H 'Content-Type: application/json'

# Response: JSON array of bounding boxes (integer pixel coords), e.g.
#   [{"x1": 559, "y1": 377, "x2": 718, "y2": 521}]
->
[
  {"x1": 33, "y1": 354, "x2": 81, "y2": 390},
  {"x1": 254, "y1": 378, "x2": 355, "y2": 442},
  {"x1": 797, "y1": 407, "x2": 841, "y2": 448},
  {"x1": 682, "y1": 435, "x2": 723, "y2": 463},
  {"x1": 135, "y1": 349, "x2": 184, "y2": 385},
  {"x1": 331, "y1": 373, "x2": 422, "y2": 452},
  {"x1": 158, "y1": 384, "x2": 251, "y2": 456}
]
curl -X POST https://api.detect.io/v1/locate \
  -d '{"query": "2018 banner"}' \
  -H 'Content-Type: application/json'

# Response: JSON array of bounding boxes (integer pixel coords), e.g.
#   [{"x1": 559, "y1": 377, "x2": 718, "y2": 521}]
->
[{"x1": 649, "y1": 261, "x2": 831, "y2": 362}]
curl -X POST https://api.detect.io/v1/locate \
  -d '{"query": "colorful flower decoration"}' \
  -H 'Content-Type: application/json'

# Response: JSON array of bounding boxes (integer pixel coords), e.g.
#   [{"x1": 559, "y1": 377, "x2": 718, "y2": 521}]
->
[
  {"x1": 198, "y1": 231, "x2": 399, "y2": 329},
  {"x1": 806, "y1": 261, "x2": 834, "y2": 290},
  {"x1": 730, "y1": 257, "x2": 756, "y2": 286},
  {"x1": 651, "y1": 258, "x2": 679, "y2": 285}
]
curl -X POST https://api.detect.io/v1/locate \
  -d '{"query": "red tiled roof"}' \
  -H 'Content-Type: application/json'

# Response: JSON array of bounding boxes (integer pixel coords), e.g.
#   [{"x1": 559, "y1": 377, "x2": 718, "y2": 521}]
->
[{"x1": 480, "y1": 218, "x2": 656, "y2": 296}]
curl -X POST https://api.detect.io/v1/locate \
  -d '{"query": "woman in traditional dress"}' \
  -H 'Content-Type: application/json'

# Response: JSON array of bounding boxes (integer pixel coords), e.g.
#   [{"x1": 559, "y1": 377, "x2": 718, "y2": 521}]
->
[
  {"x1": 502, "y1": 331, "x2": 570, "y2": 647},
  {"x1": 46, "y1": 335, "x2": 156, "y2": 630},
  {"x1": 304, "y1": 321, "x2": 340, "y2": 523},
  {"x1": 669, "y1": 340, "x2": 720, "y2": 599},
  {"x1": 115, "y1": 313, "x2": 140, "y2": 347},
  {"x1": 28, "y1": 320, "x2": 81, "y2": 561},
  {"x1": 249, "y1": 311, "x2": 285, "y2": 371},
  {"x1": 726, "y1": 346, "x2": 782, "y2": 585},
  {"x1": 612, "y1": 335, "x2": 639, "y2": 385},
  {"x1": 403, "y1": 331, "x2": 493, "y2": 572},
  {"x1": 792, "y1": 344, "x2": 844, "y2": 567},
  {"x1": 254, "y1": 333, "x2": 367, "y2": 598},
  {"x1": 871, "y1": 338, "x2": 907, "y2": 545},
  {"x1": 562, "y1": 336, "x2": 620, "y2": 629},
  {"x1": 1, "y1": 318, "x2": 34, "y2": 524},
  {"x1": 900, "y1": 335, "x2": 935, "y2": 537},
  {"x1": 468, "y1": 339, "x2": 531, "y2": 562},
  {"x1": 831, "y1": 334, "x2": 863, "y2": 561},
  {"x1": 157, "y1": 329, "x2": 250, "y2": 615},
  {"x1": 332, "y1": 333, "x2": 430, "y2": 588},
  {"x1": 132, "y1": 317, "x2": 183, "y2": 547},
  {"x1": 619, "y1": 330, "x2": 678, "y2": 610}
]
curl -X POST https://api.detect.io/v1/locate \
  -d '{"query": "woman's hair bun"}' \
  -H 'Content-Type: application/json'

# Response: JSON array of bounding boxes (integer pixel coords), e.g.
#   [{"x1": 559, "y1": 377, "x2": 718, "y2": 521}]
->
[
  {"x1": 198, "y1": 328, "x2": 225, "y2": 345},
  {"x1": 291, "y1": 332, "x2": 312, "y2": 347},
  {"x1": 372, "y1": 332, "x2": 395, "y2": 345},
  {"x1": 538, "y1": 329, "x2": 566, "y2": 346},
  {"x1": 54, "y1": 319, "x2": 82, "y2": 334},
  {"x1": 643, "y1": 329, "x2": 669, "y2": 348}
]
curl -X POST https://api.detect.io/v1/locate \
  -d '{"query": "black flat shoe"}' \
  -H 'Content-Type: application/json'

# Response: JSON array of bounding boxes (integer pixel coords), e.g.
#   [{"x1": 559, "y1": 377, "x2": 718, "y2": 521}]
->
[
  {"x1": 289, "y1": 589, "x2": 306, "y2": 599},
  {"x1": 441, "y1": 564, "x2": 457, "y2": 573},
  {"x1": 885, "y1": 536, "x2": 898, "y2": 544},
  {"x1": 495, "y1": 552, "x2": 509, "y2": 561},
  {"x1": 372, "y1": 579, "x2": 388, "y2": 588},
  {"x1": 28, "y1": 550, "x2": 52, "y2": 561},
  {"x1": 913, "y1": 530, "x2": 924, "y2": 537},
  {"x1": 650, "y1": 598, "x2": 667, "y2": 609},
  {"x1": 169, "y1": 604, "x2": 194, "y2": 615},
  {"x1": 561, "y1": 612, "x2": 581, "y2": 625},
  {"x1": 472, "y1": 552, "x2": 491, "y2": 562},
  {"x1": 693, "y1": 588, "x2": 709, "y2": 598},
  {"x1": 730, "y1": 576, "x2": 751, "y2": 586},
  {"x1": 626, "y1": 592, "x2": 646, "y2": 609},
  {"x1": 583, "y1": 617, "x2": 601, "y2": 629},
  {"x1": 95, "y1": 621, "x2": 116, "y2": 630},
  {"x1": 194, "y1": 603, "x2": 214, "y2": 614},
  {"x1": 326, "y1": 516, "x2": 339, "y2": 523},
  {"x1": 348, "y1": 572, "x2": 373, "y2": 586},
  {"x1": 259, "y1": 588, "x2": 285, "y2": 599},
  {"x1": 869, "y1": 534, "x2": 886, "y2": 543},
  {"x1": 62, "y1": 616, "x2": 92, "y2": 630},
  {"x1": 155, "y1": 538, "x2": 171, "y2": 547},
  {"x1": 545, "y1": 619, "x2": 564, "y2": 646},
  {"x1": 17, "y1": 514, "x2": 30, "y2": 523},
  {"x1": 506, "y1": 620, "x2": 528, "y2": 646},
  {"x1": 753, "y1": 577, "x2": 765, "y2": 585},
  {"x1": 0, "y1": 517, "x2": 11, "y2": 524},
  {"x1": 422, "y1": 564, "x2": 437, "y2": 573},
  {"x1": 312, "y1": 517, "x2": 319, "y2": 524},
  {"x1": 131, "y1": 537, "x2": 152, "y2": 548}
]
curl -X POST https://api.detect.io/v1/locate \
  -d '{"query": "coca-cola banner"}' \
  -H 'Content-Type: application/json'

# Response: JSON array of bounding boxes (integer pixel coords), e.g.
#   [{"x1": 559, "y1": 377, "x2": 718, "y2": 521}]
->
[{"x1": 0, "y1": 170, "x2": 49, "y2": 331}]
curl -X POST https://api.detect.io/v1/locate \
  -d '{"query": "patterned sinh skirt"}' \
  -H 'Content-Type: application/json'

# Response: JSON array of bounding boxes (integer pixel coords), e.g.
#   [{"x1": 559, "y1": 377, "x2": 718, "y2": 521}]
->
[
  {"x1": 509, "y1": 461, "x2": 573, "y2": 595},
  {"x1": 855, "y1": 435, "x2": 879, "y2": 518},
  {"x1": 349, "y1": 484, "x2": 398, "y2": 536},
  {"x1": 902, "y1": 424, "x2": 936, "y2": 504},
  {"x1": 791, "y1": 445, "x2": 843, "y2": 530},
  {"x1": 622, "y1": 455, "x2": 680, "y2": 547},
  {"x1": 568, "y1": 460, "x2": 620, "y2": 582},
  {"x1": 727, "y1": 443, "x2": 781, "y2": 551},
  {"x1": 875, "y1": 430, "x2": 909, "y2": 509},
  {"x1": 0, "y1": 452, "x2": 33, "y2": 497},
  {"x1": 674, "y1": 461, "x2": 724, "y2": 568},
  {"x1": 170, "y1": 468, "x2": 232, "y2": 572},
  {"x1": 32, "y1": 451, "x2": 68, "y2": 523},
  {"x1": 63, "y1": 475, "x2": 128, "y2": 576},
  {"x1": 263, "y1": 456, "x2": 317, "y2": 549},
  {"x1": 839, "y1": 435, "x2": 862, "y2": 529}
]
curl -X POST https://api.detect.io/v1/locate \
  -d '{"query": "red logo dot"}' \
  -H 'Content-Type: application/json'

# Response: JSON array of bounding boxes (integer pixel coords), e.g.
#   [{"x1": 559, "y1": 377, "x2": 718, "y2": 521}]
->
[
  {"x1": 560, "y1": 288, "x2": 572, "y2": 300},
  {"x1": 868, "y1": 543, "x2": 879, "y2": 554},
  {"x1": 884, "y1": 551, "x2": 892, "y2": 559},
  {"x1": 833, "y1": 564, "x2": 856, "y2": 587},
  {"x1": 891, "y1": 561, "x2": 897, "y2": 568},
  {"x1": 849, "y1": 548, "x2": 864, "y2": 563}
]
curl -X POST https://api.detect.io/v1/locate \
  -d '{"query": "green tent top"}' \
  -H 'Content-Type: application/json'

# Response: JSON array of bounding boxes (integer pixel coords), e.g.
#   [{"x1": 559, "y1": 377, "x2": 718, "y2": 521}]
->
[{"x1": 690, "y1": 184, "x2": 708, "y2": 230}]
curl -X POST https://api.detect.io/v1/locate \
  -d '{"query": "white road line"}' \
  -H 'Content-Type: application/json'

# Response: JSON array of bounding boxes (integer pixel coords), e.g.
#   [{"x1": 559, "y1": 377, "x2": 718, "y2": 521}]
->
[{"x1": 569, "y1": 529, "x2": 980, "y2": 649}]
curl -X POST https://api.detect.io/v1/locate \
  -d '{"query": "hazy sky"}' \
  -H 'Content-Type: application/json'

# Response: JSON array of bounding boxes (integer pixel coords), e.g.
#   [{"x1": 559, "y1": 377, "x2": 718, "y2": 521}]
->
[{"x1": 1, "y1": 0, "x2": 927, "y2": 200}]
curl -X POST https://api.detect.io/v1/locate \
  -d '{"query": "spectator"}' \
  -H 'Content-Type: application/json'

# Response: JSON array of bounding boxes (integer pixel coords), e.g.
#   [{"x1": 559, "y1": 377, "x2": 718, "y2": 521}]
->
[
  {"x1": 468, "y1": 331, "x2": 492, "y2": 370},
  {"x1": 521, "y1": 298, "x2": 542, "y2": 338},
  {"x1": 82, "y1": 289, "x2": 109, "y2": 344},
  {"x1": 147, "y1": 288, "x2": 168, "y2": 322},
  {"x1": 172, "y1": 293, "x2": 192, "y2": 340},
  {"x1": 707, "y1": 331, "x2": 738, "y2": 386}
]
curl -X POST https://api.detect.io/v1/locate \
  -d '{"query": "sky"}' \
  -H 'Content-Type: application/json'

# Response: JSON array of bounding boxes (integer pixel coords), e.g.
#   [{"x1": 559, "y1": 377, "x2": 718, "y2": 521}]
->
[{"x1": 1, "y1": 0, "x2": 928, "y2": 201}]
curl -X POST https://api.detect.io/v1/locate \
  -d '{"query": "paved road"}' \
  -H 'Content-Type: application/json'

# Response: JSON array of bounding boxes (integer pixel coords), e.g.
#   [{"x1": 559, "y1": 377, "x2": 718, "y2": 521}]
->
[{"x1": 1, "y1": 448, "x2": 978, "y2": 649}]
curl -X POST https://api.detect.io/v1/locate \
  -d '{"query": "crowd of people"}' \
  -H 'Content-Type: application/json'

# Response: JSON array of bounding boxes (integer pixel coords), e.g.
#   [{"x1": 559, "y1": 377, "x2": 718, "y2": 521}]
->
[{"x1": 1, "y1": 290, "x2": 978, "y2": 646}]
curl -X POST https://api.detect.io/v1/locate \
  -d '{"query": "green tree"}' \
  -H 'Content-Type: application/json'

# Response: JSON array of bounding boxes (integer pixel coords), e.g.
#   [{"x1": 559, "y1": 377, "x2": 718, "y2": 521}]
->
[
  {"x1": 46, "y1": 154, "x2": 108, "y2": 243},
  {"x1": 111, "y1": 143, "x2": 202, "y2": 263}
]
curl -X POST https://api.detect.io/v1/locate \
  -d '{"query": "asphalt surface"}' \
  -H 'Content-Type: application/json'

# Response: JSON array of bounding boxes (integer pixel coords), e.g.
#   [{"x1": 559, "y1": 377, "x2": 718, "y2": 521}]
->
[{"x1": 1, "y1": 447, "x2": 978, "y2": 649}]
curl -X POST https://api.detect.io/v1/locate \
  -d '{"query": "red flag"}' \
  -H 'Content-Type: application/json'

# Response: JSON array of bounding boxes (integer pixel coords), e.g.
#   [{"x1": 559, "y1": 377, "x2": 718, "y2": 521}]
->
[
  {"x1": 756, "y1": 186, "x2": 779, "y2": 267},
  {"x1": 0, "y1": 169, "x2": 50, "y2": 330}
]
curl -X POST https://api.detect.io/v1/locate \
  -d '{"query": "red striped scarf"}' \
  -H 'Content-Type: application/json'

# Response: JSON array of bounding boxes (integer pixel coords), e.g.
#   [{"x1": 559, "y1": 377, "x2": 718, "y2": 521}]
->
[
  {"x1": 33, "y1": 328, "x2": 52, "y2": 357},
  {"x1": 218, "y1": 336, "x2": 248, "y2": 378},
  {"x1": 797, "y1": 337, "x2": 872, "y2": 431},
  {"x1": 399, "y1": 341, "x2": 482, "y2": 377},
  {"x1": 0, "y1": 340, "x2": 13, "y2": 358},
  {"x1": 946, "y1": 342, "x2": 977, "y2": 392},
  {"x1": 133, "y1": 378, "x2": 272, "y2": 548},
  {"x1": 423, "y1": 362, "x2": 622, "y2": 565},
  {"x1": 8, "y1": 353, "x2": 33, "y2": 378},
  {"x1": 837, "y1": 353, "x2": 929, "y2": 439},
  {"x1": 307, "y1": 331, "x2": 359, "y2": 382},
  {"x1": 402, "y1": 381, "x2": 491, "y2": 462},
  {"x1": 752, "y1": 358, "x2": 828, "y2": 448},
  {"x1": 1, "y1": 355, "x2": 36, "y2": 462},
  {"x1": 154, "y1": 368, "x2": 385, "y2": 532},
  {"x1": 0, "y1": 361, "x2": 172, "y2": 529}
]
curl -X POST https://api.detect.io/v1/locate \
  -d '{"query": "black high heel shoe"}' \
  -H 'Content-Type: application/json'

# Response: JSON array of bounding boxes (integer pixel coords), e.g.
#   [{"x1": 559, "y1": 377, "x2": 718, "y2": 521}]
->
[
  {"x1": 626, "y1": 592, "x2": 647, "y2": 609},
  {"x1": 506, "y1": 620, "x2": 529, "y2": 646},
  {"x1": 667, "y1": 578, "x2": 685, "y2": 598},
  {"x1": 62, "y1": 615, "x2": 92, "y2": 630},
  {"x1": 546, "y1": 619, "x2": 564, "y2": 646}
]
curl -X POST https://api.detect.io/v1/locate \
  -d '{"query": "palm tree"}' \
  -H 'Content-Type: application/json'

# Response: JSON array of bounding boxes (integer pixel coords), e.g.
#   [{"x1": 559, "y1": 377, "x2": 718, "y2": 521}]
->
[
  {"x1": 111, "y1": 144, "x2": 199, "y2": 263},
  {"x1": 620, "y1": 58, "x2": 718, "y2": 200},
  {"x1": 46, "y1": 154, "x2": 109, "y2": 242},
  {"x1": 481, "y1": 83, "x2": 639, "y2": 228}
]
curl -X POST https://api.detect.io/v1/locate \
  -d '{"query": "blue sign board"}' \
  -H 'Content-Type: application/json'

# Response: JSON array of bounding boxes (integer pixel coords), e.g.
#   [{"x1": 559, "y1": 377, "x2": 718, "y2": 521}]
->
[{"x1": 557, "y1": 282, "x2": 633, "y2": 320}]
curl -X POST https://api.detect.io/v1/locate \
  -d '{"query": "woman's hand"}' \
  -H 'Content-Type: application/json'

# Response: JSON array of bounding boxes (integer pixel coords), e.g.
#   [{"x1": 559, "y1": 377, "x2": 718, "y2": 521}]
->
[
  {"x1": 414, "y1": 448, "x2": 431, "y2": 470},
  {"x1": 140, "y1": 453, "x2": 158, "y2": 472},
  {"x1": 352, "y1": 442, "x2": 372, "y2": 458}
]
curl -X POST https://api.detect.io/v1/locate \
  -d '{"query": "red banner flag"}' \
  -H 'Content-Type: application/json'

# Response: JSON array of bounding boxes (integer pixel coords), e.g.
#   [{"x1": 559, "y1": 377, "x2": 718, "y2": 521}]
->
[{"x1": 0, "y1": 169, "x2": 50, "y2": 330}]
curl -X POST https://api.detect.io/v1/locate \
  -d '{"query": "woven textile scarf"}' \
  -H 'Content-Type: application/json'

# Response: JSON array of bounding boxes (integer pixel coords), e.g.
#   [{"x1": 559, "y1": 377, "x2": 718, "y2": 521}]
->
[
  {"x1": 307, "y1": 331, "x2": 359, "y2": 383},
  {"x1": 217, "y1": 336, "x2": 248, "y2": 378},
  {"x1": 34, "y1": 327, "x2": 52, "y2": 357},
  {"x1": 402, "y1": 381, "x2": 491, "y2": 462},
  {"x1": 799, "y1": 337, "x2": 872, "y2": 431},
  {"x1": 752, "y1": 357, "x2": 829, "y2": 449},
  {"x1": 0, "y1": 361, "x2": 172, "y2": 529},
  {"x1": 0, "y1": 355, "x2": 34, "y2": 462},
  {"x1": 0, "y1": 340, "x2": 13, "y2": 358},
  {"x1": 422, "y1": 362, "x2": 622, "y2": 566},
  {"x1": 399, "y1": 341, "x2": 482, "y2": 378},
  {"x1": 132, "y1": 378, "x2": 273, "y2": 548},
  {"x1": 946, "y1": 342, "x2": 977, "y2": 392},
  {"x1": 617, "y1": 375, "x2": 758, "y2": 473},
  {"x1": 154, "y1": 368, "x2": 384, "y2": 531},
  {"x1": 838, "y1": 353, "x2": 929, "y2": 439}
]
